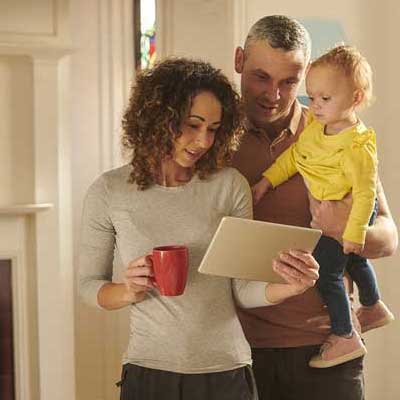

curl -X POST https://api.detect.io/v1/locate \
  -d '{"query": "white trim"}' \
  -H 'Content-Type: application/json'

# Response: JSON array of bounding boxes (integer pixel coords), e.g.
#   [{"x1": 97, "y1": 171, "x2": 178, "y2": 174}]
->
[
  {"x1": 97, "y1": 0, "x2": 134, "y2": 172},
  {"x1": 0, "y1": 0, "x2": 69, "y2": 47},
  {"x1": 232, "y1": 0, "x2": 247, "y2": 89},
  {"x1": 0, "y1": 0, "x2": 56, "y2": 37},
  {"x1": 30, "y1": 52, "x2": 75, "y2": 400},
  {"x1": 0, "y1": 204, "x2": 53, "y2": 215},
  {"x1": 156, "y1": 0, "x2": 174, "y2": 59},
  {"x1": 121, "y1": 0, "x2": 134, "y2": 107},
  {"x1": 98, "y1": 0, "x2": 113, "y2": 171},
  {"x1": 0, "y1": 43, "x2": 72, "y2": 58},
  {"x1": 233, "y1": 0, "x2": 247, "y2": 49}
]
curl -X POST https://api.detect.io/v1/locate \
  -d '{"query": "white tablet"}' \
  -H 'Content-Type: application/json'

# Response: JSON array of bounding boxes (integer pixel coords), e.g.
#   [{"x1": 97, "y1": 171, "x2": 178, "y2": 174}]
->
[{"x1": 198, "y1": 217, "x2": 322, "y2": 283}]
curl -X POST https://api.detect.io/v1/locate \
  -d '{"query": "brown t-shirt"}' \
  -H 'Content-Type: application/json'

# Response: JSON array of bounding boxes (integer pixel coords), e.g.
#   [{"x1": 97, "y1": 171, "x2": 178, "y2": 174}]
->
[{"x1": 233, "y1": 101, "x2": 351, "y2": 348}]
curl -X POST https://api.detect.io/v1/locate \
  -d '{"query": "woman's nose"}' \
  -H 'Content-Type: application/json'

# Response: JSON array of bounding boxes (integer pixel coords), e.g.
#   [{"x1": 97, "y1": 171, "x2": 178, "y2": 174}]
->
[{"x1": 196, "y1": 130, "x2": 213, "y2": 148}]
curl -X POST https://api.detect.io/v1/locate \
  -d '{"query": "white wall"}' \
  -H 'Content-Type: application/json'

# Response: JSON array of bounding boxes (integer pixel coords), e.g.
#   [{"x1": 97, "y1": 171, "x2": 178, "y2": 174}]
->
[
  {"x1": 157, "y1": 0, "x2": 238, "y2": 82},
  {"x1": 0, "y1": 56, "x2": 34, "y2": 206}
]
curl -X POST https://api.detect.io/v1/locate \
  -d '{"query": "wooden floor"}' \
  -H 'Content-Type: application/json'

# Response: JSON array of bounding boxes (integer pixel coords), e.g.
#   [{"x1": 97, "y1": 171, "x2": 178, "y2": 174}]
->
[{"x1": 0, "y1": 260, "x2": 15, "y2": 400}]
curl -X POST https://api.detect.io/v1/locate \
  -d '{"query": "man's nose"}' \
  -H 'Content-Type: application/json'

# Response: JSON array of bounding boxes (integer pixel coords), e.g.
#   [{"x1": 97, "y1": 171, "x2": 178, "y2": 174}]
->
[{"x1": 264, "y1": 81, "x2": 280, "y2": 102}]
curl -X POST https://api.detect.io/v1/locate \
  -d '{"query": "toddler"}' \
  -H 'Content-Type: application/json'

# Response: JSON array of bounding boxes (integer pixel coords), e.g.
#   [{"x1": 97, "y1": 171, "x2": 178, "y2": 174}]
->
[{"x1": 252, "y1": 45, "x2": 394, "y2": 368}]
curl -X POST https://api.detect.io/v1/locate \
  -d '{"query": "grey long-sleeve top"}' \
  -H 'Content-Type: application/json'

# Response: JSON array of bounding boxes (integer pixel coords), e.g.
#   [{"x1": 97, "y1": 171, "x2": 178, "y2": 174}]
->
[{"x1": 79, "y1": 165, "x2": 270, "y2": 373}]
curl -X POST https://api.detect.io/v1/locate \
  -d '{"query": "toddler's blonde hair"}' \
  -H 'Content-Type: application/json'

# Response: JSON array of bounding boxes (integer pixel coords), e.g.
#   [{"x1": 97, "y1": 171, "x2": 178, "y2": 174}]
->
[{"x1": 311, "y1": 45, "x2": 373, "y2": 108}]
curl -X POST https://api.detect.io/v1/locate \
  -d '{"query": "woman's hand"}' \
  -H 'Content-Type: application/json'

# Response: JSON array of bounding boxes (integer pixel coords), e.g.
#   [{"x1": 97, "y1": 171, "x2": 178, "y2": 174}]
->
[
  {"x1": 97, "y1": 254, "x2": 156, "y2": 310},
  {"x1": 266, "y1": 250, "x2": 319, "y2": 303},
  {"x1": 124, "y1": 255, "x2": 157, "y2": 303},
  {"x1": 274, "y1": 250, "x2": 319, "y2": 294}
]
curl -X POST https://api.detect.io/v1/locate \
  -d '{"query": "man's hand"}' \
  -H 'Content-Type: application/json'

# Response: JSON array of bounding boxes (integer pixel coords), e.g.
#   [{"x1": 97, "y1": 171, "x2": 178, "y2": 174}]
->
[
  {"x1": 309, "y1": 194, "x2": 352, "y2": 242},
  {"x1": 309, "y1": 180, "x2": 398, "y2": 259},
  {"x1": 343, "y1": 239, "x2": 363, "y2": 255}
]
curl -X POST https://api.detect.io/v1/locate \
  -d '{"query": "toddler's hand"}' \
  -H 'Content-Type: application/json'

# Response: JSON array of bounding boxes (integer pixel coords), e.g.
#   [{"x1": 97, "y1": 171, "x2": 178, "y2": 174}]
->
[
  {"x1": 343, "y1": 240, "x2": 364, "y2": 255},
  {"x1": 252, "y1": 178, "x2": 272, "y2": 205}
]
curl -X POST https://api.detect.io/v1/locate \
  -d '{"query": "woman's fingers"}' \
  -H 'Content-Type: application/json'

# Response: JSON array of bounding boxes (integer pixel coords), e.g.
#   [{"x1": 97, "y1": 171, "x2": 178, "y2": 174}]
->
[
  {"x1": 126, "y1": 275, "x2": 154, "y2": 287},
  {"x1": 125, "y1": 265, "x2": 154, "y2": 278},
  {"x1": 125, "y1": 255, "x2": 156, "y2": 290},
  {"x1": 127, "y1": 255, "x2": 153, "y2": 270},
  {"x1": 272, "y1": 250, "x2": 319, "y2": 293},
  {"x1": 273, "y1": 260, "x2": 308, "y2": 284},
  {"x1": 279, "y1": 250, "x2": 319, "y2": 280}
]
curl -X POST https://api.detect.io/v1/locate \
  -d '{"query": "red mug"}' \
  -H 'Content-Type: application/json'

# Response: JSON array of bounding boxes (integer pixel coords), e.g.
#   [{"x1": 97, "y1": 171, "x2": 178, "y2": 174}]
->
[{"x1": 150, "y1": 245, "x2": 189, "y2": 296}]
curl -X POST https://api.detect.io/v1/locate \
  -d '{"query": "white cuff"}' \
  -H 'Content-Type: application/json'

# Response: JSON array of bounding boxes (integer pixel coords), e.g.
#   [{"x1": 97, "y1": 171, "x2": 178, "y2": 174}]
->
[{"x1": 232, "y1": 279, "x2": 271, "y2": 308}]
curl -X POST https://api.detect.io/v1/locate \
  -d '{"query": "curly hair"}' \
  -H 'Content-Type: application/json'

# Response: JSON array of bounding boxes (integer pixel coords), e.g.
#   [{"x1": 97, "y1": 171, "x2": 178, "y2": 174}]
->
[
  {"x1": 121, "y1": 57, "x2": 243, "y2": 190},
  {"x1": 310, "y1": 45, "x2": 373, "y2": 109}
]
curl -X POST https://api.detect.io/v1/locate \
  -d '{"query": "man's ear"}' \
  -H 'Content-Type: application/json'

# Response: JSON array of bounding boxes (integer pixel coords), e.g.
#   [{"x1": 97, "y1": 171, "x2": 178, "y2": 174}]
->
[{"x1": 235, "y1": 47, "x2": 245, "y2": 74}]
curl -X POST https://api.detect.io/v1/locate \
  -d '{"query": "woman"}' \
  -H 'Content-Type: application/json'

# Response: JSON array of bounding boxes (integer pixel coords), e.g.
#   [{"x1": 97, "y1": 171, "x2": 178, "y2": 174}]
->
[{"x1": 79, "y1": 58, "x2": 319, "y2": 400}]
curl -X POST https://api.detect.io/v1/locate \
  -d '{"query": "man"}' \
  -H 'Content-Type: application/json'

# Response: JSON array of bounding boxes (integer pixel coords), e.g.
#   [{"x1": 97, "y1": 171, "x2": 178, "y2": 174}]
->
[{"x1": 232, "y1": 15, "x2": 398, "y2": 400}]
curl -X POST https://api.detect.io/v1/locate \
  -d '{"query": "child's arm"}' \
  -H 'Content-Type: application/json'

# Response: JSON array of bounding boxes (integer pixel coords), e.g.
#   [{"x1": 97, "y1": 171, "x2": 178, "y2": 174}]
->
[
  {"x1": 342, "y1": 130, "x2": 378, "y2": 254},
  {"x1": 252, "y1": 177, "x2": 272, "y2": 205},
  {"x1": 251, "y1": 144, "x2": 299, "y2": 205}
]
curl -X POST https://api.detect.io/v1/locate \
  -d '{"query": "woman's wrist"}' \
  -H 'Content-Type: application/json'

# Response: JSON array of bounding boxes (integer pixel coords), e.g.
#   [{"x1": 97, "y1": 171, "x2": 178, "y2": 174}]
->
[
  {"x1": 123, "y1": 285, "x2": 145, "y2": 304},
  {"x1": 265, "y1": 283, "x2": 301, "y2": 304},
  {"x1": 98, "y1": 282, "x2": 143, "y2": 310}
]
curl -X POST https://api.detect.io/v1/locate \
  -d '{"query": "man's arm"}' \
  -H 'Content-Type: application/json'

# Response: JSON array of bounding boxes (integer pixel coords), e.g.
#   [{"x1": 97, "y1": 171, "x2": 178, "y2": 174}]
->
[{"x1": 309, "y1": 179, "x2": 398, "y2": 259}]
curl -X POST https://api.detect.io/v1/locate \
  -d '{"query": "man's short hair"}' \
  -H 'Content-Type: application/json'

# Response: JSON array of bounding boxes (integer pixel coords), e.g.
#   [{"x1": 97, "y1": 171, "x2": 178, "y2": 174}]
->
[{"x1": 245, "y1": 15, "x2": 311, "y2": 62}]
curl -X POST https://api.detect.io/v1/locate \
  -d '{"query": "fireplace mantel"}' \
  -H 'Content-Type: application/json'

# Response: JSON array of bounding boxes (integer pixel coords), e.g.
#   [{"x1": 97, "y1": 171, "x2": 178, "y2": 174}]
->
[
  {"x1": 0, "y1": 203, "x2": 53, "y2": 216},
  {"x1": 0, "y1": 33, "x2": 75, "y2": 400}
]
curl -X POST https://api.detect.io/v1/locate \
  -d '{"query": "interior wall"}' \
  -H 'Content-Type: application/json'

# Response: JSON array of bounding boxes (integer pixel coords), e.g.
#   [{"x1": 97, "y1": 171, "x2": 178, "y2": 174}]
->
[
  {"x1": 157, "y1": 0, "x2": 236, "y2": 81},
  {"x1": 0, "y1": 56, "x2": 34, "y2": 206}
]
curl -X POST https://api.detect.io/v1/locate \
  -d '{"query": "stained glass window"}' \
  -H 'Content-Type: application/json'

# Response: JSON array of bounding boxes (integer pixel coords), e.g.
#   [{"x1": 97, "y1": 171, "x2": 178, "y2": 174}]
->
[{"x1": 134, "y1": 0, "x2": 156, "y2": 70}]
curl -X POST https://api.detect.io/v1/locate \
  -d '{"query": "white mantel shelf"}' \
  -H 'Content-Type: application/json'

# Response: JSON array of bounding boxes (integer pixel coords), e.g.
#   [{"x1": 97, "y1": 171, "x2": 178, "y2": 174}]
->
[
  {"x1": 0, "y1": 203, "x2": 53, "y2": 215},
  {"x1": 0, "y1": 43, "x2": 73, "y2": 58}
]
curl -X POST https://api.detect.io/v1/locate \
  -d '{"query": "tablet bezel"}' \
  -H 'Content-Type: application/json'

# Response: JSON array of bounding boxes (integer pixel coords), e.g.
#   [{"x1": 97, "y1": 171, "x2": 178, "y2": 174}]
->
[{"x1": 198, "y1": 217, "x2": 322, "y2": 283}]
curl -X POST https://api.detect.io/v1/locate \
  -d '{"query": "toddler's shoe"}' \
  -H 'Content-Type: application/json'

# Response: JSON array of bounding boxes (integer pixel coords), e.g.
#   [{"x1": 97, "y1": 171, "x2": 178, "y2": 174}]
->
[
  {"x1": 309, "y1": 331, "x2": 366, "y2": 368},
  {"x1": 356, "y1": 300, "x2": 395, "y2": 333}
]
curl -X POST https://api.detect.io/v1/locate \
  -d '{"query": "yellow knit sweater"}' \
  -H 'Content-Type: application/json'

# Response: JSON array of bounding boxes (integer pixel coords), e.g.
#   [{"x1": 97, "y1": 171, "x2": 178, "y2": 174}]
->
[{"x1": 263, "y1": 115, "x2": 377, "y2": 244}]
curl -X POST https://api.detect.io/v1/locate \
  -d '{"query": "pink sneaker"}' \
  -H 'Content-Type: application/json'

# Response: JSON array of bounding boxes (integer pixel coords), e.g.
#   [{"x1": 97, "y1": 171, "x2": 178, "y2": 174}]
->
[
  {"x1": 356, "y1": 300, "x2": 395, "y2": 333},
  {"x1": 309, "y1": 331, "x2": 367, "y2": 368}
]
